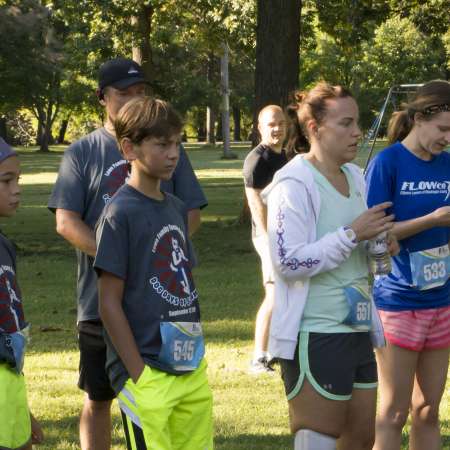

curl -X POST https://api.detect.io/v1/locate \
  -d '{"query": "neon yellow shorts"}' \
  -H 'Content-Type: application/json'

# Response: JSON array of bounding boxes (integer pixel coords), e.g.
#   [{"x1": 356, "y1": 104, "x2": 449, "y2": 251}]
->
[
  {"x1": 0, "y1": 363, "x2": 31, "y2": 449},
  {"x1": 118, "y1": 359, "x2": 213, "y2": 450}
]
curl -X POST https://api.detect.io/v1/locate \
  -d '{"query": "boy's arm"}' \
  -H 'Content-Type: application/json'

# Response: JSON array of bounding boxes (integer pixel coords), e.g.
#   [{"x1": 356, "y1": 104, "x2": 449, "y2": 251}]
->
[
  {"x1": 170, "y1": 145, "x2": 207, "y2": 236},
  {"x1": 30, "y1": 412, "x2": 44, "y2": 444},
  {"x1": 187, "y1": 209, "x2": 201, "y2": 236},
  {"x1": 98, "y1": 271, "x2": 145, "y2": 383}
]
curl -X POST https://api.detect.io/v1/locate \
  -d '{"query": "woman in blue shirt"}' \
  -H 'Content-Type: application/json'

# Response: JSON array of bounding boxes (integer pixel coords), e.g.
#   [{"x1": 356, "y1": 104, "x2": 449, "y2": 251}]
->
[{"x1": 366, "y1": 80, "x2": 450, "y2": 450}]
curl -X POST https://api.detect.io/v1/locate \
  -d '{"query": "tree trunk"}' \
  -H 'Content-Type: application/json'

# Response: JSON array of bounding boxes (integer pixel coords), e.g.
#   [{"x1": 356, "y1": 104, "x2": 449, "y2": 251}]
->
[
  {"x1": 195, "y1": 108, "x2": 206, "y2": 142},
  {"x1": 39, "y1": 98, "x2": 59, "y2": 152},
  {"x1": 252, "y1": 0, "x2": 301, "y2": 146},
  {"x1": 220, "y1": 43, "x2": 232, "y2": 158},
  {"x1": 131, "y1": 3, "x2": 154, "y2": 83},
  {"x1": 232, "y1": 106, "x2": 241, "y2": 141},
  {"x1": 206, "y1": 107, "x2": 216, "y2": 144},
  {"x1": 39, "y1": 112, "x2": 50, "y2": 152},
  {"x1": 36, "y1": 116, "x2": 43, "y2": 146},
  {"x1": 216, "y1": 118, "x2": 222, "y2": 142},
  {"x1": 57, "y1": 118, "x2": 69, "y2": 144},
  {"x1": 197, "y1": 124, "x2": 206, "y2": 142},
  {"x1": 0, "y1": 117, "x2": 7, "y2": 141},
  {"x1": 239, "y1": 0, "x2": 301, "y2": 223},
  {"x1": 206, "y1": 53, "x2": 216, "y2": 145},
  {"x1": 40, "y1": 106, "x2": 51, "y2": 152}
]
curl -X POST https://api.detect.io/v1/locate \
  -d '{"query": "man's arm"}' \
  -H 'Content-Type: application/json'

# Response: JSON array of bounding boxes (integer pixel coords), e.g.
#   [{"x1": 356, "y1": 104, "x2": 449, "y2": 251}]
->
[
  {"x1": 98, "y1": 271, "x2": 145, "y2": 383},
  {"x1": 167, "y1": 145, "x2": 207, "y2": 236},
  {"x1": 245, "y1": 187, "x2": 267, "y2": 234},
  {"x1": 187, "y1": 209, "x2": 201, "y2": 236},
  {"x1": 55, "y1": 209, "x2": 96, "y2": 257}
]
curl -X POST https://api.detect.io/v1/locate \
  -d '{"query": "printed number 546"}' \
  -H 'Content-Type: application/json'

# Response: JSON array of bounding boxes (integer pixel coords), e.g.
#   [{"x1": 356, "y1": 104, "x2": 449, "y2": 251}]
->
[{"x1": 173, "y1": 340, "x2": 195, "y2": 361}]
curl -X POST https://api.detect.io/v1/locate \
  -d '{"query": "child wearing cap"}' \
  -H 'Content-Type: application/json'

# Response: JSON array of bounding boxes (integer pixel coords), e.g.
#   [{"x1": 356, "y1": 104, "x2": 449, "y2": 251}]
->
[
  {"x1": 0, "y1": 138, "x2": 43, "y2": 449},
  {"x1": 94, "y1": 98, "x2": 213, "y2": 450}
]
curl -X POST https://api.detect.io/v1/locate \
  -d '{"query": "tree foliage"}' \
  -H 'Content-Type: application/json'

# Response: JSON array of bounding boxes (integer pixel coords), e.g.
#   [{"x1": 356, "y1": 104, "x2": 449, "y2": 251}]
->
[{"x1": 0, "y1": 0, "x2": 448, "y2": 145}]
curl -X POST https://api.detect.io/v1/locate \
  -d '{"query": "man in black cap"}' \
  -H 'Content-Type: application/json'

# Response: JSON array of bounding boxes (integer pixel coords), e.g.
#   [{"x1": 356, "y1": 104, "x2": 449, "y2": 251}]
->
[{"x1": 48, "y1": 57, "x2": 207, "y2": 450}]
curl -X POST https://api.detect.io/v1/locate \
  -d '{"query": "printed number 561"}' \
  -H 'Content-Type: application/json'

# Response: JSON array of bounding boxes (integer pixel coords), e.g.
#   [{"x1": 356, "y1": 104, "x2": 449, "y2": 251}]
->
[
  {"x1": 356, "y1": 303, "x2": 370, "y2": 321},
  {"x1": 173, "y1": 340, "x2": 195, "y2": 361}
]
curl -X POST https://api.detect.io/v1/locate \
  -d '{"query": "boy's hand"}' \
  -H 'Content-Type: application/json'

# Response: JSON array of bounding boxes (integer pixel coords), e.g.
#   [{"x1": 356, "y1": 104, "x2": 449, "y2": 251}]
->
[
  {"x1": 131, "y1": 360, "x2": 146, "y2": 384},
  {"x1": 30, "y1": 413, "x2": 44, "y2": 444},
  {"x1": 387, "y1": 232, "x2": 400, "y2": 257}
]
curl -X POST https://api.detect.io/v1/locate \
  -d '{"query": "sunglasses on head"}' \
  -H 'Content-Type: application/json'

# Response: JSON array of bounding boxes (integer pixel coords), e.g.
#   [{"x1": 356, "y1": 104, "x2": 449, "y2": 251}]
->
[{"x1": 422, "y1": 103, "x2": 450, "y2": 116}]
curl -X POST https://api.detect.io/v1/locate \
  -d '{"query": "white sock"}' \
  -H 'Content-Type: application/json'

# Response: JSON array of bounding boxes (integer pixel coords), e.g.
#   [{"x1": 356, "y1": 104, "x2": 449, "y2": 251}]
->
[
  {"x1": 253, "y1": 350, "x2": 268, "y2": 361},
  {"x1": 294, "y1": 429, "x2": 336, "y2": 450}
]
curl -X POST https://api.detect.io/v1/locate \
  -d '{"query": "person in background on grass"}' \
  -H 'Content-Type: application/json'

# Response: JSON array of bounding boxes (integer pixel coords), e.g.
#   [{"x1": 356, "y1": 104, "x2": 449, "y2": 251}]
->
[
  {"x1": 365, "y1": 80, "x2": 450, "y2": 450},
  {"x1": 47, "y1": 57, "x2": 207, "y2": 450},
  {"x1": 0, "y1": 138, "x2": 44, "y2": 449},
  {"x1": 262, "y1": 82, "x2": 396, "y2": 450},
  {"x1": 94, "y1": 97, "x2": 213, "y2": 449},
  {"x1": 243, "y1": 105, "x2": 288, "y2": 374}
]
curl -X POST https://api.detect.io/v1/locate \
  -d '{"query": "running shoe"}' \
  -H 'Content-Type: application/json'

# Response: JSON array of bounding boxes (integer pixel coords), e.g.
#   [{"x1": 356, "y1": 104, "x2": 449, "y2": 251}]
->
[{"x1": 248, "y1": 356, "x2": 275, "y2": 374}]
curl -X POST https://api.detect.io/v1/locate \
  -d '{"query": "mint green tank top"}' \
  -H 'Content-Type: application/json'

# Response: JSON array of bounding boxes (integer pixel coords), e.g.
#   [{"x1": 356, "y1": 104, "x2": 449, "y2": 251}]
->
[{"x1": 300, "y1": 160, "x2": 369, "y2": 333}]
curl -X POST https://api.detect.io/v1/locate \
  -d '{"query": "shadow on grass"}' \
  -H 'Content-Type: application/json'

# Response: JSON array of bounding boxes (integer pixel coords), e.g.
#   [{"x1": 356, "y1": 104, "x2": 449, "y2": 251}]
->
[
  {"x1": 215, "y1": 433, "x2": 292, "y2": 450},
  {"x1": 442, "y1": 422, "x2": 450, "y2": 447},
  {"x1": 203, "y1": 319, "x2": 254, "y2": 343},
  {"x1": 201, "y1": 178, "x2": 244, "y2": 189},
  {"x1": 17, "y1": 151, "x2": 62, "y2": 174},
  {"x1": 214, "y1": 427, "x2": 450, "y2": 450},
  {"x1": 38, "y1": 415, "x2": 126, "y2": 449}
]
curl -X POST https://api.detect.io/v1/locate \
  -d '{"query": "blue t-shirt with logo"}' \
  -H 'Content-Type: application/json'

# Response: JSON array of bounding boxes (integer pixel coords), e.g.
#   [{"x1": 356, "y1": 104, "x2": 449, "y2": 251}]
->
[{"x1": 365, "y1": 142, "x2": 450, "y2": 311}]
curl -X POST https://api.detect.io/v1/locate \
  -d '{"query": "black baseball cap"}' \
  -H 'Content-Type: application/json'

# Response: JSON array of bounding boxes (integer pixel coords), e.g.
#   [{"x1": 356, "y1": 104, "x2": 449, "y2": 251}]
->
[{"x1": 98, "y1": 57, "x2": 148, "y2": 91}]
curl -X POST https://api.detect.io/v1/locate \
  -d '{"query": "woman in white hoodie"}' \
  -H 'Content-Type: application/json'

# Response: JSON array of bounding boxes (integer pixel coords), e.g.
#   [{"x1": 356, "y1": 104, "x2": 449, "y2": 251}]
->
[{"x1": 261, "y1": 82, "x2": 395, "y2": 450}]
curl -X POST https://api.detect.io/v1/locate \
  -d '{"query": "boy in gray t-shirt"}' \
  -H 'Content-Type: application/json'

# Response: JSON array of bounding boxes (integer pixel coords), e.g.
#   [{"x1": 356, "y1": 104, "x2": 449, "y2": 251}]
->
[{"x1": 94, "y1": 97, "x2": 212, "y2": 450}]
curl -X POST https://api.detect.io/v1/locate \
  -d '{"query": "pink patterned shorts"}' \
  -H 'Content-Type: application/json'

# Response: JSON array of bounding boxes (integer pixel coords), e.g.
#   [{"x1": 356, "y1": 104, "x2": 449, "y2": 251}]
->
[{"x1": 378, "y1": 306, "x2": 450, "y2": 351}]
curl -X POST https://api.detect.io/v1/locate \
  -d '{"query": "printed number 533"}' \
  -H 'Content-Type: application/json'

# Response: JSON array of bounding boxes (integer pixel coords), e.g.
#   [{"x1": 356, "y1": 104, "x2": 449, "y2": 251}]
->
[
  {"x1": 423, "y1": 262, "x2": 446, "y2": 281},
  {"x1": 173, "y1": 340, "x2": 195, "y2": 361}
]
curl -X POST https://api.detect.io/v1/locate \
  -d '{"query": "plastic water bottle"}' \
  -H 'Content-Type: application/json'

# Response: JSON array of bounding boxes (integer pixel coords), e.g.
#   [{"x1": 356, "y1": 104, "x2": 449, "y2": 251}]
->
[{"x1": 368, "y1": 231, "x2": 392, "y2": 276}]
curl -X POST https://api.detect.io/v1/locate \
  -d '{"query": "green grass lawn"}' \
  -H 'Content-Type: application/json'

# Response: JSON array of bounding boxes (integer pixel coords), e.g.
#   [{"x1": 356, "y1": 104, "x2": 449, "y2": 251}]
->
[{"x1": 4, "y1": 142, "x2": 449, "y2": 449}]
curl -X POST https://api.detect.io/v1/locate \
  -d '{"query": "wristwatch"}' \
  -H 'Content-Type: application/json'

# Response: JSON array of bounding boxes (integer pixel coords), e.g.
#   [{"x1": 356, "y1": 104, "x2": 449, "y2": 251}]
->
[{"x1": 343, "y1": 226, "x2": 357, "y2": 244}]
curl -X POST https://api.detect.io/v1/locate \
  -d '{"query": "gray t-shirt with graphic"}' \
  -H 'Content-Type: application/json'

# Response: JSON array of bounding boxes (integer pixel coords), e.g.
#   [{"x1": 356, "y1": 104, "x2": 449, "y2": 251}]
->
[
  {"x1": 0, "y1": 233, "x2": 25, "y2": 334},
  {"x1": 94, "y1": 185, "x2": 202, "y2": 392},
  {"x1": 48, "y1": 127, "x2": 207, "y2": 322}
]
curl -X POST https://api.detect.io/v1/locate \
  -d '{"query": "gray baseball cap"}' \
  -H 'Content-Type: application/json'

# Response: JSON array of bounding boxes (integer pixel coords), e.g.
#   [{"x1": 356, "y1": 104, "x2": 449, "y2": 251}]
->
[{"x1": 0, "y1": 138, "x2": 17, "y2": 163}]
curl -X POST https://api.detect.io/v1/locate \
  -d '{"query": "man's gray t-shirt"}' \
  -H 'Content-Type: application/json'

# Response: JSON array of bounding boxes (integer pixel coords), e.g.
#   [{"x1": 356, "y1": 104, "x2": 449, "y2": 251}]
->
[
  {"x1": 94, "y1": 185, "x2": 202, "y2": 393},
  {"x1": 48, "y1": 127, "x2": 207, "y2": 322}
]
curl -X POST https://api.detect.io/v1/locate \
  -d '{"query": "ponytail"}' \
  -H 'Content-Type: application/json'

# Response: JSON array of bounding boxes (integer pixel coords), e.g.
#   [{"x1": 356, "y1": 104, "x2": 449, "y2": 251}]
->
[
  {"x1": 388, "y1": 80, "x2": 450, "y2": 143},
  {"x1": 286, "y1": 82, "x2": 354, "y2": 159},
  {"x1": 387, "y1": 110, "x2": 412, "y2": 144},
  {"x1": 285, "y1": 101, "x2": 310, "y2": 159}
]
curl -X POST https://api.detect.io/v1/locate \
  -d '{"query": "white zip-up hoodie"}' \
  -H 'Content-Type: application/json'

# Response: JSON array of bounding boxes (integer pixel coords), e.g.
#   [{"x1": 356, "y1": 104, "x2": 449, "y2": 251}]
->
[{"x1": 261, "y1": 154, "x2": 385, "y2": 360}]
